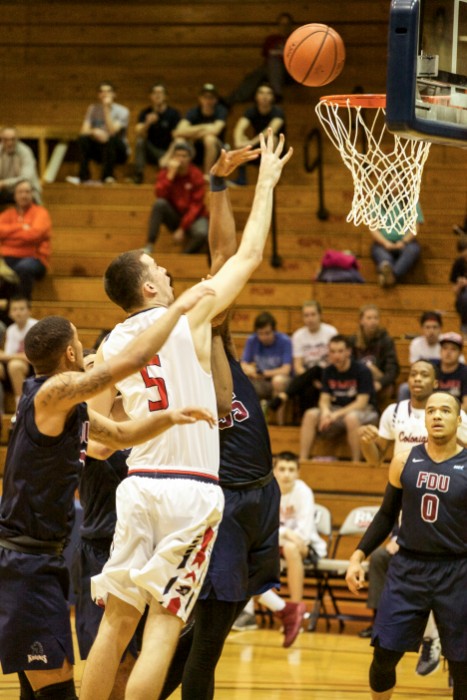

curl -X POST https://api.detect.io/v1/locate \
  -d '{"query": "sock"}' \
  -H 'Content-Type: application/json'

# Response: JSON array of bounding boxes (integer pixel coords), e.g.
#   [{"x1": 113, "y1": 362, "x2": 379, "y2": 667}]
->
[
  {"x1": 243, "y1": 598, "x2": 255, "y2": 615},
  {"x1": 258, "y1": 589, "x2": 286, "y2": 612}
]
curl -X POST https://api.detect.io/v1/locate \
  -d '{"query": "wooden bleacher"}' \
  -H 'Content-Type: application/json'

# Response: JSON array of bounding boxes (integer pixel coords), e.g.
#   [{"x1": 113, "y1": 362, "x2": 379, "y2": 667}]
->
[{"x1": 0, "y1": 1, "x2": 466, "y2": 533}]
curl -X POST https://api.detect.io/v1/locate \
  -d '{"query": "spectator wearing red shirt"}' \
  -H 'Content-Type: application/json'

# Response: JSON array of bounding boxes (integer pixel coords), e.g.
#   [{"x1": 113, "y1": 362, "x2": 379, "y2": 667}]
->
[
  {"x1": 0, "y1": 179, "x2": 51, "y2": 299},
  {"x1": 144, "y1": 141, "x2": 208, "y2": 254}
]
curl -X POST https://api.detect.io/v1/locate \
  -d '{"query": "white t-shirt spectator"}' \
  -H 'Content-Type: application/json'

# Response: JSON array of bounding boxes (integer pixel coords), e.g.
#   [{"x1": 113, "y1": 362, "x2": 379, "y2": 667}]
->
[
  {"x1": 279, "y1": 478, "x2": 327, "y2": 557},
  {"x1": 409, "y1": 336, "x2": 441, "y2": 364},
  {"x1": 4, "y1": 318, "x2": 38, "y2": 355},
  {"x1": 292, "y1": 322, "x2": 338, "y2": 370}
]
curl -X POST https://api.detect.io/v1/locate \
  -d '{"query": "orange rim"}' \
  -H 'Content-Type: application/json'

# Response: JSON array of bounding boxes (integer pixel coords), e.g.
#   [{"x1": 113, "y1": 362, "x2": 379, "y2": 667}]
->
[{"x1": 319, "y1": 94, "x2": 386, "y2": 108}]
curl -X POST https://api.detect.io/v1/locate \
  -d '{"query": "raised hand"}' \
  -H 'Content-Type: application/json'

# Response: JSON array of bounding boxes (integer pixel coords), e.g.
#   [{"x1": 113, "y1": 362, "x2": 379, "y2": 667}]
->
[
  {"x1": 210, "y1": 145, "x2": 261, "y2": 178},
  {"x1": 257, "y1": 129, "x2": 293, "y2": 187}
]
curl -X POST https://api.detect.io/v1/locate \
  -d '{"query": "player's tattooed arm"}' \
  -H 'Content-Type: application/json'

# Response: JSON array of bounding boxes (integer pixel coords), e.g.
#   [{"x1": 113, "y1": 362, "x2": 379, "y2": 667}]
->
[{"x1": 88, "y1": 405, "x2": 216, "y2": 451}]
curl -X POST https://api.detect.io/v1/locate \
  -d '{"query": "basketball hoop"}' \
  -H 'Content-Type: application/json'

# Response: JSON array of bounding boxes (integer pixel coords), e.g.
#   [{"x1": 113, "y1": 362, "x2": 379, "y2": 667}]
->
[{"x1": 315, "y1": 94, "x2": 431, "y2": 236}]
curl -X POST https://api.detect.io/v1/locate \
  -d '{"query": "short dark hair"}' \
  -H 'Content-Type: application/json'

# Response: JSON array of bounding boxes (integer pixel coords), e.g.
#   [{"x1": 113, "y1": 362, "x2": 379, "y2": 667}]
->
[
  {"x1": 254, "y1": 311, "x2": 277, "y2": 331},
  {"x1": 329, "y1": 333, "x2": 352, "y2": 349},
  {"x1": 420, "y1": 311, "x2": 442, "y2": 326},
  {"x1": 104, "y1": 250, "x2": 152, "y2": 312},
  {"x1": 275, "y1": 450, "x2": 299, "y2": 464},
  {"x1": 151, "y1": 82, "x2": 167, "y2": 93},
  {"x1": 25, "y1": 316, "x2": 74, "y2": 374},
  {"x1": 14, "y1": 178, "x2": 32, "y2": 191},
  {"x1": 8, "y1": 295, "x2": 31, "y2": 309}
]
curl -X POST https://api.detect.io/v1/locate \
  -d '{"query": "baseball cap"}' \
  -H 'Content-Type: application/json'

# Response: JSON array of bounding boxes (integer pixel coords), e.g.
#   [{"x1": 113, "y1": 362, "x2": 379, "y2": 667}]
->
[
  {"x1": 199, "y1": 83, "x2": 218, "y2": 97},
  {"x1": 173, "y1": 140, "x2": 195, "y2": 158},
  {"x1": 439, "y1": 332, "x2": 464, "y2": 349}
]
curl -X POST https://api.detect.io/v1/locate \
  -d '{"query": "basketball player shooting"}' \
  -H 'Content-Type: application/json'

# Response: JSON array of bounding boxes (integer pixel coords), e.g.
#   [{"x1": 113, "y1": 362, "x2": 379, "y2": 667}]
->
[
  {"x1": 346, "y1": 391, "x2": 467, "y2": 700},
  {"x1": 79, "y1": 130, "x2": 293, "y2": 700}
]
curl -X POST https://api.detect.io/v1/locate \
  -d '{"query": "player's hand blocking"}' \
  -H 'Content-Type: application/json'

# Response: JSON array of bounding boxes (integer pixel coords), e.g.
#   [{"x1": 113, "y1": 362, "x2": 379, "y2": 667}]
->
[
  {"x1": 171, "y1": 407, "x2": 217, "y2": 428},
  {"x1": 210, "y1": 145, "x2": 261, "y2": 178}
]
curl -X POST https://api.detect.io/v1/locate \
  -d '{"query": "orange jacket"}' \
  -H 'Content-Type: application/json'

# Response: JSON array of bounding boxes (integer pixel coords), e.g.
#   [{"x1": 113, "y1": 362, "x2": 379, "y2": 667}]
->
[{"x1": 0, "y1": 204, "x2": 51, "y2": 267}]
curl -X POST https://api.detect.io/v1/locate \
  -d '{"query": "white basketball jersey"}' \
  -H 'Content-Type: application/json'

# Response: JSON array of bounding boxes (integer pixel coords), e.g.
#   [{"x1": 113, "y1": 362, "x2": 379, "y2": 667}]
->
[
  {"x1": 102, "y1": 307, "x2": 219, "y2": 478},
  {"x1": 378, "y1": 399, "x2": 427, "y2": 455}
]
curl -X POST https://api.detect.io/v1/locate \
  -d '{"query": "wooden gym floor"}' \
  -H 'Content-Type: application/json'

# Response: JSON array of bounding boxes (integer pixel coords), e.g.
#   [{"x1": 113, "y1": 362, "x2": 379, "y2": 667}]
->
[{"x1": 0, "y1": 617, "x2": 451, "y2": 699}]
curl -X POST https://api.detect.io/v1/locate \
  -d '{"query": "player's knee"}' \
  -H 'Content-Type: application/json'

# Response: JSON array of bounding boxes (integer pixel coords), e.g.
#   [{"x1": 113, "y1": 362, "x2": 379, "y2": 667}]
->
[
  {"x1": 369, "y1": 644, "x2": 403, "y2": 693},
  {"x1": 448, "y1": 660, "x2": 467, "y2": 699},
  {"x1": 33, "y1": 679, "x2": 77, "y2": 699}
]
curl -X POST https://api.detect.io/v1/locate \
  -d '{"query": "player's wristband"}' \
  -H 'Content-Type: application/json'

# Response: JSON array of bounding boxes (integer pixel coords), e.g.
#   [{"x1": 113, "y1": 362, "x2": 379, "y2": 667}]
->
[{"x1": 210, "y1": 174, "x2": 227, "y2": 192}]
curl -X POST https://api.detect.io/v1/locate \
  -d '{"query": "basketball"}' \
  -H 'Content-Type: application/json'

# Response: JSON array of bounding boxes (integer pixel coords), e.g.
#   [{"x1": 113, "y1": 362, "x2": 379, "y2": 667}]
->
[{"x1": 284, "y1": 23, "x2": 345, "y2": 87}]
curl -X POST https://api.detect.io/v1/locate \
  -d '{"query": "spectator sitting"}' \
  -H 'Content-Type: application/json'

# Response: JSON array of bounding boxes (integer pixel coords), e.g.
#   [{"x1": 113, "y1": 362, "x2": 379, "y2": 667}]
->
[
  {"x1": 227, "y1": 13, "x2": 295, "y2": 105},
  {"x1": 71, "y1": 81, "x2": 130, "y2": 184},
  {"x1": 431, "y1": 331, "x2": 467, "y2": 411},
  {"x1": 0, "y1": 296, "x2": 37, "y2": 411},
  {"x1": 371, "y1": 199, "x2": 423, "y2": 288},
  {"x1": 299, "y1": 334, "x2": 379, "y2": 462},
  {"x1": 0, "y1": 127, "x2": 42, "y2": 205},
  {"x1": 232, "y1": 451, "x2": 325, "y2": 646},
  {"x1": 133, "y1": 83, "x2": 181, "y2": 184},
  {"x1": 232, "y1": 83, "x2": 285, "y2": 185},
  {"x1": 241, "y1": 311, "x2": 292, "y2": 422},
  {"x1": 173, "y1": 83, "x2": 228, "y2": 173},
  {"x1": 449, "y1": 237, "x2": 467, "y2": 335},
  {"x1": 0, "y1": 179, "x2": 51, "y2": 299},
  {"x1": 143, "y1": 141, "x2": 208, "y2": 255},
  {"x1": 351, "y1": 304, "x2": 400, "y2": 410},
  {"x1": 269, "y1": 300, "x2": 337, "y2": 417},
  {"x1": 397, "y1": 310, "x2": 443, "y2": 401}
]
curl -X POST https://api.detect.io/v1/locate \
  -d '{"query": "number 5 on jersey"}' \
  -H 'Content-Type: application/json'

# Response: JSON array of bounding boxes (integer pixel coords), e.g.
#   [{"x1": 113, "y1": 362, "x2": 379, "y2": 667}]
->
[{"x1": 140, "y1": 355, "x2": 169, "y2": 411}]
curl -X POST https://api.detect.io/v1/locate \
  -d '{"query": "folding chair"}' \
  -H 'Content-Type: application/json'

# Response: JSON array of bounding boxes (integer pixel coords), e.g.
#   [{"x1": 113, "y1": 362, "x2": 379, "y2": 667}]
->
[{"x1": 306, "y1": 505, "x2": 380, "y2": 632}]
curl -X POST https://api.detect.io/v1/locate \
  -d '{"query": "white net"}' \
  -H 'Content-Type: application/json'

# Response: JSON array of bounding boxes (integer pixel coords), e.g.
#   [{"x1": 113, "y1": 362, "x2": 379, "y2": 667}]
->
[{"x1": 315, "y1": 96, "x2": 431, "y2": 236}]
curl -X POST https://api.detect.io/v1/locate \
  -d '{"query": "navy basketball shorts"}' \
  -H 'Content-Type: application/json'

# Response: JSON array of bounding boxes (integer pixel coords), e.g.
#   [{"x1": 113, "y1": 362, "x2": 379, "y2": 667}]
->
[
  {"x1": 372, "y1": 550, "x2": 467, "y2": 661},
  {"x1": 71, "y1": 540, "x2": 109, "y2": 660},
  {"x1": 0, "y1": 548, "x2": 74, "y2": 674},
  {"x1": 200, "y1": 477, "x2": 281, "y2": 601},
  {"x1": 71, "y1": 540, "x2": 140, "y2": 660}
]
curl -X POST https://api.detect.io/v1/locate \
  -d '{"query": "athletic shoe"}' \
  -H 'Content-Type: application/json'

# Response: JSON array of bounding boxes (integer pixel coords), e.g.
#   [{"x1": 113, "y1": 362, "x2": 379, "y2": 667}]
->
[
  {"x1": 358, "y1": 625, "x2": 374, "y2": 639},
  {"x1": 65, "y1": 175, "x2": 81, "y2": 185},
  {"x1": 231, "y1": 611, "x2": 258, "y2": 632},
  {"x1": 416, "y1": 637, "x2": 441, "y2": 676},
  {"x1": 143, "y1": 244, "x2": 154, "y2": 255},
  {"x1": 378, "y1": 261, "x2": 396, "y2": 288},
  {"x1": 268, "y1": 396, "x2": 283, "y2": 411},
  {"x1": 276, "y1": 602, "x2": 307, "y2": 648},
  {"x1": 104, "y1": 176, "x2": 116, "y2": 184}
]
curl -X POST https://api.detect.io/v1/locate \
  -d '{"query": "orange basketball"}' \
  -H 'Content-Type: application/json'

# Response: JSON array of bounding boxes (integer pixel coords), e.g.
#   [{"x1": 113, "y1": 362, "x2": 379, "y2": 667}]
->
[{"x1": 284, "y1": 24, "x2": 345, "y2": 87}]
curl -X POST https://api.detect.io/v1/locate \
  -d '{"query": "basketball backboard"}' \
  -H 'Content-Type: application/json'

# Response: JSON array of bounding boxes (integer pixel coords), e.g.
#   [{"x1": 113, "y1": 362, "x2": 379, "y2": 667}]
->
[{"x1": 386, "y1": 0, "x2": 467, "y2": 146}]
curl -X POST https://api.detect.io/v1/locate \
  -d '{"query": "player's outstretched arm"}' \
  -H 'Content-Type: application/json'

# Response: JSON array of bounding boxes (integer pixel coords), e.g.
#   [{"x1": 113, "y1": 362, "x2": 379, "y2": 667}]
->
[
  {"x1": 209, "y1": 145, "x2": 260, "y2": 275},
  {"x1": 35, "y1": 283, "x2": 215, "y2": 431},
  {"x1": 87, "y1": 405, "x2": 216, "y2": 451},
  {"x1": 189, "y1": 130, "x2": 293, "y2": 327}
]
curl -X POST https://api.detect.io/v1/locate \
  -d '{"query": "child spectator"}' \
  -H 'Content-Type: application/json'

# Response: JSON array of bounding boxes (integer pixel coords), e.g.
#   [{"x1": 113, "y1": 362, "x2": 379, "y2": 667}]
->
[{"x1": 233, "y1": 451, "x2": 325, "y2": 647}]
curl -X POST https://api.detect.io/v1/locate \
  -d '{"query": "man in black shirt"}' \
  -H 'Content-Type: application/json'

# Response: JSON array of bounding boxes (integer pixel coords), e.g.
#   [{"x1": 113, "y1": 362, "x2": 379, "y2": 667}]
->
[
  {"x1": 299, "y1": 334, "x2": 379, "y2": 461},
  {"x1": 431, "y1": 331, "x2": 467, "y2": 411}
]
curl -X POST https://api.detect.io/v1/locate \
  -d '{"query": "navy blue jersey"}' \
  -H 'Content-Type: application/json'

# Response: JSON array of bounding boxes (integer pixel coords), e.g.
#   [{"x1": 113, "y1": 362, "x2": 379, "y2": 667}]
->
[
  {"x1": 0, "y1": 375, "x2": 89, "y2": 544},
  {"x1": 79, "y1": 450, "x2": 129, "y2": 542},
  {"x1": 398, "y1": 443, "x2": 467, "y2": 556},
  {"x1": 322, "y1": 359, "x2": 377, "y2": 408},
  {"x1": 431, "y1": 360, "x2": 467, "y2": 400},
  {"x1": 218, "y1": 355, "x2": 272, "y2": 483}
]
